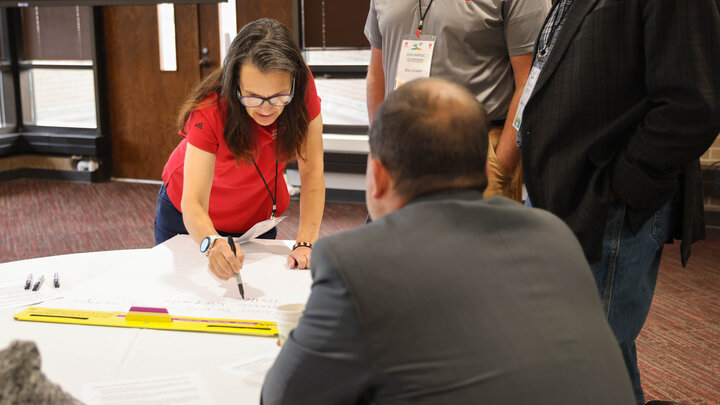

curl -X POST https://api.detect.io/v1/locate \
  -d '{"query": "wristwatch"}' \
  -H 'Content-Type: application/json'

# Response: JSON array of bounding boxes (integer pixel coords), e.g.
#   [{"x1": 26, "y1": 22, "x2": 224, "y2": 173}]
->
[{"x1": 200, "y1": 235, "x2": 223, "y2": 256}]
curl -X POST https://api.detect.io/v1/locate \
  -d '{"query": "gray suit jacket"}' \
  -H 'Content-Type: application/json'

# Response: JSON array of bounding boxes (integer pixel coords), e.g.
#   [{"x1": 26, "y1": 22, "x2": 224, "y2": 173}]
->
[{"x1": 262, "y1": 190, "x2": 634, "y2": 404}]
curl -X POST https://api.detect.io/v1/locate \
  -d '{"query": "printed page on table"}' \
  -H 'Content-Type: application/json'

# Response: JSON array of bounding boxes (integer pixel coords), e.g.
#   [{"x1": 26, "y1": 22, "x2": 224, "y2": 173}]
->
[
  {"x1": 34, "y1": 236, "x2": 313, "y2": 322},
  {"x1": 0, "y1": 278, "x2": 62, "y2": 309},
  {"x1": 220, "y1": 349, "x2": 280, "y2": 387},
  {"x1": 82, "y1": 373, "x2": 215, "y2": 405}
]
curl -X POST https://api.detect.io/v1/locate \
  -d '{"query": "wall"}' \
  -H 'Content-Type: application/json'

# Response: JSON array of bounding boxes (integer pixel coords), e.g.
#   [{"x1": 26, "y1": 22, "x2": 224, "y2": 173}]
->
[{"x1": 302, "y1": 0, "x2": 369, "y2": 48}]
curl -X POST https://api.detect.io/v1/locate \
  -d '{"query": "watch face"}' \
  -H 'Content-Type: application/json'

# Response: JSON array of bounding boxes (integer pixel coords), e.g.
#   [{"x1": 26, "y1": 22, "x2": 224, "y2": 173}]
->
[{"x1": 200, "y1": 237, "x2": 211, "y2": 252}]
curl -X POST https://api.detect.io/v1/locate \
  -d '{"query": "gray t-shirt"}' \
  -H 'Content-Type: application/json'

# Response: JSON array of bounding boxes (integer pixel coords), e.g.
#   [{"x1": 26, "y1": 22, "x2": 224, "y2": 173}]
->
[{"x1": 365, "y1": 0, "x2": 550, "y2": 121}]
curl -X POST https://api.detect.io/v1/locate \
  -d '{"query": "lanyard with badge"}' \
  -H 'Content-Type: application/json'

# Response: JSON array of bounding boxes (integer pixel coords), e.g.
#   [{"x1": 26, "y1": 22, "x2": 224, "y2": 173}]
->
[
  {"x1": 511, "y1": 63, "x2": 542, "y2": 139},
  {"x1": 394, "y1": 0, "x2": 437, "y2": 89},
  {"x1": 512, "y1": 50, "x2": 553, "y2": 137},
  {"x1": 236, "y1": 133, "x2": 285, "y2": 243}
]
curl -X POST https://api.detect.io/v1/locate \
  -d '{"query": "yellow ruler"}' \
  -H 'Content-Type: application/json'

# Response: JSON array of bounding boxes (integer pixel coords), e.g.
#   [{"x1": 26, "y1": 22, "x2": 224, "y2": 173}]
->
[{"x1": 14, "y1": 306, "x2": 277, "y2": 337}]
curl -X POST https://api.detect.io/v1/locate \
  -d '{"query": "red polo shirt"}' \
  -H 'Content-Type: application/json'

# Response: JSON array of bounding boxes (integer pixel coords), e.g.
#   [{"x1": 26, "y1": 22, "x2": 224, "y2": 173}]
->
[{"x1": 161, "y1": 74, "x2": 321, "y2": 234}]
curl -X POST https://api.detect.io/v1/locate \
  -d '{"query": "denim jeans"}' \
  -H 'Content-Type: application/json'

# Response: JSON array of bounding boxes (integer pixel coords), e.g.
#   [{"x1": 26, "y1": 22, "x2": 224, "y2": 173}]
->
[
  {"x1": 154, "y1": 184, "x2": 277, "y2": 245},
  {"x1": 525, "y1": 197, "x2": 676, "y2": 404},
  {"x1": 590, "y1": 200, "x2": 676, "y2": 405}
]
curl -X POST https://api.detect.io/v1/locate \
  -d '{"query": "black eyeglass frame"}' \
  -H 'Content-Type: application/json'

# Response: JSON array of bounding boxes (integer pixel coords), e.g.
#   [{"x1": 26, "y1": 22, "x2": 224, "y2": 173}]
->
[{"x1": 237, "y1": 78, "x2": 295, "y2": 108}]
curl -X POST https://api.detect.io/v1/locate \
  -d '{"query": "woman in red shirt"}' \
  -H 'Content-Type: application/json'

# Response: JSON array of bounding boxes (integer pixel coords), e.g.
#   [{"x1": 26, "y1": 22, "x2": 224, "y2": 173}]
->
[{"x1": 154, "y1": 19, "x2": 324, "y2": 278}]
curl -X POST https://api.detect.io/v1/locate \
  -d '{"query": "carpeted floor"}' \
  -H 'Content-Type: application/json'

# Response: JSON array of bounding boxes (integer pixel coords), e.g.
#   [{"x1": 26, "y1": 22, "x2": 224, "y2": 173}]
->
[
  {"x1": 638, "y1": 231, "x2": 720, "y2": 404},
  {"x1": 0, "y1": 178, "x2": 368, "y2": 262},
  {"x1": 1, "y1": 178, "x2": 718, "y2": 403}
]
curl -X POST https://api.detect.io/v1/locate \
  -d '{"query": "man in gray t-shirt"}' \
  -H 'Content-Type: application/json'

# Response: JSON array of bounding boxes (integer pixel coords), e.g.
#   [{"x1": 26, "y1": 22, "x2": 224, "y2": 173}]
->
[{"x1": 365, "y1": 0, "x2": 550, "y2": 200}]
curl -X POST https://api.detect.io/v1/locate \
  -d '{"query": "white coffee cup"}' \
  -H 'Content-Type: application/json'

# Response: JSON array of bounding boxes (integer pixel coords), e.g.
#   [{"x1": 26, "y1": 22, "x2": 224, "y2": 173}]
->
[{"x1": 276, "y1": 303, "x2": 305, "y2": 346}]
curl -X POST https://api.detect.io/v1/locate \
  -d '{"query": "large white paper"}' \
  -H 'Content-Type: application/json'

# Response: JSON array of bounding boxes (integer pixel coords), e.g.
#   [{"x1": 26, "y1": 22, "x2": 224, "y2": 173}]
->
[
  {"x1": 0, "y1": 278, "x2": 61, "y2": 309},
  {"x1": 82, "y1": 373, "x2": 214, "y2": 405},
  {"x1": 36, "y1": 236, "x2": 312, "y2": 322}
]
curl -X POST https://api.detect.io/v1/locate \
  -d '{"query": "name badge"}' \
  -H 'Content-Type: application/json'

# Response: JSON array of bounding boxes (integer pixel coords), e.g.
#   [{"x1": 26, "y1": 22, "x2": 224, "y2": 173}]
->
[
  {"x1": 512, "y1": 64, "x2": 542, "y2": 132},
  {"x1": 395, "y1": 35, "x2": 436, "y2": 89},
  {"x1": 235, "y1": 216, "x2": 286, "y2": 244}
]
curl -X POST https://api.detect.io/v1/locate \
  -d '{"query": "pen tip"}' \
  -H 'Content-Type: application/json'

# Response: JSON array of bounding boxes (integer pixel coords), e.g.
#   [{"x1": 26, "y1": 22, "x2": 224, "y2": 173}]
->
[{"x1": 238, "y1": 284, "x2": 245, "y2": 299}]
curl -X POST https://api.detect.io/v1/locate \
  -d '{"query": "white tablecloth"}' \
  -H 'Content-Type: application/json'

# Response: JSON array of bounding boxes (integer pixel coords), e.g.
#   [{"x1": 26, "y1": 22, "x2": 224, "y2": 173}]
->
[{"x1": 0, "y1": 235, "x2": 313, "y2": 404}]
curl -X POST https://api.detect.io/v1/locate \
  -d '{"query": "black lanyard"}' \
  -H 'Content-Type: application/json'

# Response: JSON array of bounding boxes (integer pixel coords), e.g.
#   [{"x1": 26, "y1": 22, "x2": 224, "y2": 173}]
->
[
  {"x1": 416, "y1": 0, "x2": 435, "y2": 38},
  {"x1": 251, "y1": 139, "x2": 278, "y2": 218}
]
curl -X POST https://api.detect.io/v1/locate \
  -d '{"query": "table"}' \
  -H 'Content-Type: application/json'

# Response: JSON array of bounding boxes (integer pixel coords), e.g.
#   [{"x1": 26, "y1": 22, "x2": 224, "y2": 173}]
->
[{"x1": 0, "y1": 235, "x2": 312, "y2": 404}]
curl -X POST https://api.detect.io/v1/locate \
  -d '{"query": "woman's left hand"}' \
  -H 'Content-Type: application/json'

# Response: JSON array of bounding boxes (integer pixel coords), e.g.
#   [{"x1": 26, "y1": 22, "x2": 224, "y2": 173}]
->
[{"x1": 287, "y1": 246, "x2": 312, "y2": 269}]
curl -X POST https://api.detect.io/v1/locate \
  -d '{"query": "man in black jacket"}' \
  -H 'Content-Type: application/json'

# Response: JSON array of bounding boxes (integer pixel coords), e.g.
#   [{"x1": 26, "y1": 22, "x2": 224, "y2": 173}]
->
[{"x1": 504, "y1": 1, "x2": 720, "y2": 403}]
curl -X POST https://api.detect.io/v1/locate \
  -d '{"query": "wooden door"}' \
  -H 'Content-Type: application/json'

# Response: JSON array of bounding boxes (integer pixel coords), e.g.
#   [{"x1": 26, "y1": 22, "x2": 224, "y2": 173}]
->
[
  {"x1": 236, "y1": 0, "x2": 295, "y2": 37},
  {"x1": 302, "y1": 0, "x2": 369, "y2": 48},
  {"x1": 104, "y1": 4, "x2": 221, "y2": 180}
]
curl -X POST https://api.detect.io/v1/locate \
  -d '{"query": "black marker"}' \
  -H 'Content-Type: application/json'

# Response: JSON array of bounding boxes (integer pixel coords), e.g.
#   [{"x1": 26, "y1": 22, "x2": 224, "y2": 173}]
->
[
  {"x1": 228, "y1": 236, "x2": 245, "y2": 299},
  {"x1": 53, "y1": 272, "x2": 60, "y2": 288},
  {"x1": 32, "y1": 275, "x2": 45, "y2": 291},
  {"x1": 24, "y1": 274, "x2": 32, "y2": 290}
]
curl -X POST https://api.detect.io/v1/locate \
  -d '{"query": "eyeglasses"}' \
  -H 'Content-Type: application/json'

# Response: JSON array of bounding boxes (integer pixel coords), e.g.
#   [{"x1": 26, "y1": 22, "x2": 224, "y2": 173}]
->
[{"x1": 237, "y1": 78, "x2": 295, "y2": 108}]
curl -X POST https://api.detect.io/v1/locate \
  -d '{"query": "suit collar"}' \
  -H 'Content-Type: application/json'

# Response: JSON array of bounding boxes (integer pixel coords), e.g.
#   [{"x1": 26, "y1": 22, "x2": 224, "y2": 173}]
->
[
  {"x1": 531, "y1": 0, "x2": 600, "y2": 98},
  {"x1": 407, "y1": 188, "x2": 484, "y2": 206}
]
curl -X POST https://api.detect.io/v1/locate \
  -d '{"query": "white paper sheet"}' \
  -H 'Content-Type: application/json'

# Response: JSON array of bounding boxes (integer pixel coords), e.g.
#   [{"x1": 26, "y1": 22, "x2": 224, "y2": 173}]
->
[
  {"x1": 82, "y1": 373, "x2": 214, "y2": 405},
  {"x1": 220, "y1": 350, "x2": 280, "y2": 387},
  {"x1": 235, "y1": 216, "x2": 286, "y2": 243},
  {"x1": 0, "y1": 278, "x2": 61, "y2": 309},
  {"x1": 35, "y1": 237, "x2": 312, "y2": 322}
]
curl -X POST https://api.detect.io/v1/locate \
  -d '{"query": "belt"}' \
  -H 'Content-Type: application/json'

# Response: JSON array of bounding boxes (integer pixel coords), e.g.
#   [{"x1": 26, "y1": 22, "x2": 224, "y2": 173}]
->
[{"x1": 490, "y1": 119, "x2": 506, "y2": 127}]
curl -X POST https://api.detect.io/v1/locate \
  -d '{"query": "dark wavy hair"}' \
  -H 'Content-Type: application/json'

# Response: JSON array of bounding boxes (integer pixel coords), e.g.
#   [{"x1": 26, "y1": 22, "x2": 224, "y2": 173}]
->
[{"x1": 176, "y1": 18, "x2": 310, "y2": 163}]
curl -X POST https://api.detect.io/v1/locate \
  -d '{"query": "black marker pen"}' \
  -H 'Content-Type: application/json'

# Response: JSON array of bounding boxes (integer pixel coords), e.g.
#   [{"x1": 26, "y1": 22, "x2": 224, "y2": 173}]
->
[
  {"x1": 228, "y1": 236, "x2": 245, "y2": 299},
  {"x1": 32, "y1": 275, "x2": 45, "y2": 291}
]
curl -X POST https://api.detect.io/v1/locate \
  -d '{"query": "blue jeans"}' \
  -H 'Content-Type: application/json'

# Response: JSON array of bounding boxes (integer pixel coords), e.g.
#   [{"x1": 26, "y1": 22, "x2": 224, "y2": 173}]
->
[
  {"x1": 590, "y1": 200, "x2": 676, "y2": 405},
  {"x1": 154, "y1": 184, "x2": 277, "y2": 245},
  {"x1": 526, "y1": 197, "x2": 676, "y2": 404}
]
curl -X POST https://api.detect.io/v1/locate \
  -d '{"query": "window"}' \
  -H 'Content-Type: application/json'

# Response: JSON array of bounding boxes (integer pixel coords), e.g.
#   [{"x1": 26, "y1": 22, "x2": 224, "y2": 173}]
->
[
  {"x1": 218, "y1": 0, "x2": 236, "y2": 62},
  {"x1": 301, "y1": 1, "x2": 371, "y2": 135},
  {"x1": 0, "y1": 12, "x2": 12, "y2": 129},
  {"x1": 306, "y1": 50, "x2": 369, "y2": 127},
  {"x1": 20, "y1": 6, "x2": 97, "y2": 128},
  {"x1": 0, "y1": 0, "x2": 244, "y2": 181},
  {"x1": 0, "y1": 5, "x2": 105, "y2": 164}
]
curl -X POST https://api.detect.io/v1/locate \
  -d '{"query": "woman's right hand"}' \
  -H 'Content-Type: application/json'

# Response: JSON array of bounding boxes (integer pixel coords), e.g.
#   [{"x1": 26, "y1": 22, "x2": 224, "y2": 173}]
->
[{"x1": 207, "y1": 240, "x2": 244, "y2": 280}]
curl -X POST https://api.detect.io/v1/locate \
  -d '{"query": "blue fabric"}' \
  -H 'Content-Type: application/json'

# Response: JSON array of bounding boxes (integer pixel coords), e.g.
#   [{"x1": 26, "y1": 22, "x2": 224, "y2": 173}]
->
[
  {"x1": 589, "y1": 200, "x2": 677, "y2": 405},
  {"x1": 154, "y1": 184, "x2": 277, "y2": 245},
  {"x1": 526, "y1": 196, "x2": 676, "y2": 404}
]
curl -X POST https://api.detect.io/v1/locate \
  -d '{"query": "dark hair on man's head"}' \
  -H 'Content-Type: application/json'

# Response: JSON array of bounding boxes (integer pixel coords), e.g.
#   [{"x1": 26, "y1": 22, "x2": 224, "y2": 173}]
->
[
  {"x1": 176, "y1": 18, "x2": 309, "y2": 163},
  {"x1": 369, "y1": 78, "x2": 489, "y2": 197}
]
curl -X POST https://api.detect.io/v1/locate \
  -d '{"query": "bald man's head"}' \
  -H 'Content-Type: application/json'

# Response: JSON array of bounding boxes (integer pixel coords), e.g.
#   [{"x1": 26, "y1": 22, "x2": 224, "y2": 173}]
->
[{"x1": 369, "y1": 78, "x2": 489, "y2": 197}]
